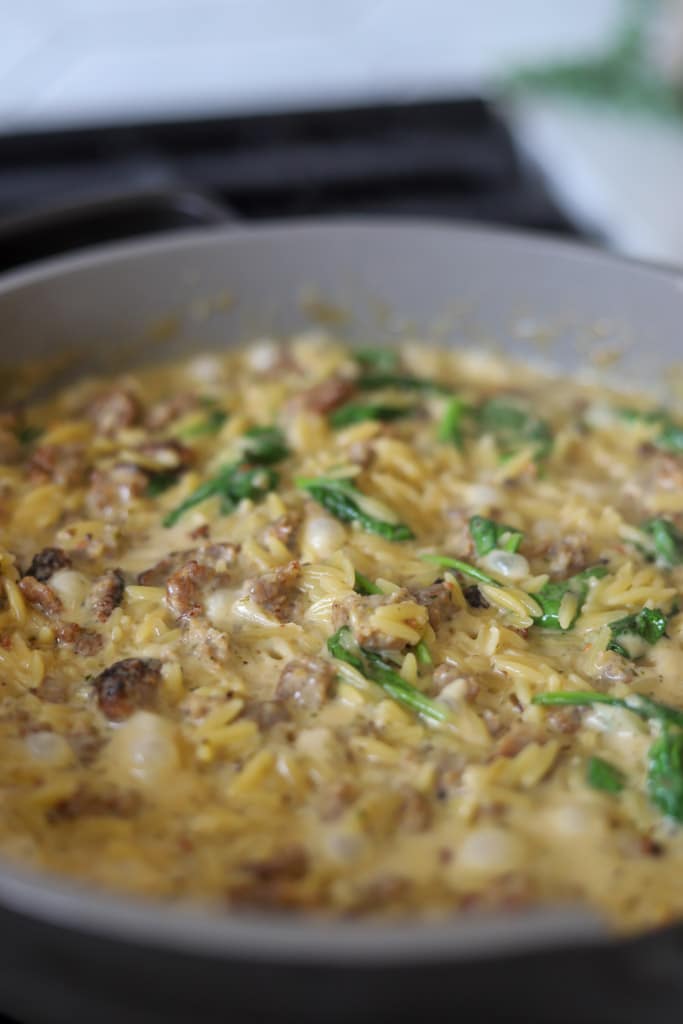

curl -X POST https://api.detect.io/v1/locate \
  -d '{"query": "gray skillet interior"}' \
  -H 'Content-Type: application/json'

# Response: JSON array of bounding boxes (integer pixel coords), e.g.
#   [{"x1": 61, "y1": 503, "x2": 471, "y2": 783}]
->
[{"x1": 0, "y1": 220, "x2": 682, "y2": 976}]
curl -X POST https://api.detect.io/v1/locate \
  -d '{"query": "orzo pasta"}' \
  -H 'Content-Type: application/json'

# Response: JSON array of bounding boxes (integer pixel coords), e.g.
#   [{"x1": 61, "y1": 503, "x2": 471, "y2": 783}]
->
[{"x1": 2, "y1": 334, "x2": 683, "y2": 931}]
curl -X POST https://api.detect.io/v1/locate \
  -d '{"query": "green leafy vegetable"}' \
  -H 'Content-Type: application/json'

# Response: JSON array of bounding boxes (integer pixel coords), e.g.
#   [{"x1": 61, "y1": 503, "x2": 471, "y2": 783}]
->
[
  {"x1": 476, "y1": 398, "x2": 553, "y2": 461},
  {"x1": 354, "y1": 348, "x2": 399, "y2": 373},
  {"x1": 146, "y1": 471, "x2": 181, "y2": 497},
  {"x1": 296, "y1": 475, "x2": 414, "y2": 541},
  {"x1": 16, "y1": 425, "x2": 43, "y2": 444},
  {"x1": 641, "y1": 518, "x2": 683, "y2": 567},
  {"x1": 356, "y1": 373, "x2": 451, "y2": 396},
  {"x1": 329, "y1": 401, "x2": 413, "y2": 429},
  {"x1": 353, "y1": 570, "x2": 383, "y2": 596},
  {"x1": 163, "y1": 464, "x2": 278, "y2": 527},
  {"x1": 537, "y1": 689, "x2": 683, "y2": 820},
  {"x1": 178, "y1": 407, "x2": 228, "y2": 438},
  {"x1": 586, "y1": 756, "x2": 625, "y2": 794},
  {"x1": 414, "y1": 639, "x2": 433, "y2": 667},
  {"x1": 240, "y1": 425, "x2": 289, "y2": 464},
  {"x1": 658, "y1": 421, "x2": 683, "y2": 454},
  {"x1": 469, "y1": 515, "x2": 523, "y2": 557},
  {"x1": 327, "y1": 626, "x2": 447, "y2": 723},
  {"x1": 607, "y1": 607, "x2": 668, "y2": 659},
  {"x1": 437, "y1": 396, "x2": 468, "y2": 448},
  {"x1": 532, "y1": 690, "x2": 683, "y2": 730},
  {"x1": 420, "y1": 553, "x2": 500, "y2": 587},
  {"x1": 618, "y1": 406, "x2": 683, "y2": 454},
  {"x1": 532, "y1": 565, "x2": 608, "y2": 630},
  {"x1": 164, "y1": 423, "x2": 287, "y2": 527},
  {"x1": 648, "y1": 730, "x2": 683, "y2": 823}
]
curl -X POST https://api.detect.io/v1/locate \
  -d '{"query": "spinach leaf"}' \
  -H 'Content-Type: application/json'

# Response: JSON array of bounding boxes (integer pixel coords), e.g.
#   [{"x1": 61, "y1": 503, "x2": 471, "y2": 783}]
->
[
  {"x1": 641, "y1": 518, "x2": 683, "y2": 567},
  {"x1": 437, "y1": 396, "x2": 468, "y2": 449},
  {"x1": 16, "y1": 424, "x2": 43, "y2": 444},
  {"x1": 536, "y1": 689, "x2": 683, "y2": 822},
  {"x1": 421, "y1": 553, "x2": 500, "y2": 587},
  {"x1": 648, "y1": 730, "x2": 683, "y2": 823},
  {"x1": 178, "y1": 407, "x2": 228, "y2": 439},
  {"x1": 327, "y1": 626, "x2": 448, "y2": 723},
  {"x1": 607, "y1": 607, "x2": 667, "y2": 659},
  {"x1": 296, "y1": 475, "x2": 414, "y2": 541},
  {"x1": 586, "y1": 756, "x2": 625, "y2": 794},
  {"x1": 353, "y1": 570, "x2": 383, "y2": 596},
  {"x1": 532, "y1": 566, "x2": 608, "y2": 630},
  {"x1": 163, "y1": 464, "x2": 278, "y2": 527},
  {"x1": 658, "y1": 421, "x2": 683, "y2": 454},
  {"x1": 240, "y1": 425, "x2": 289, "y2": 464},
  {"x1": 329, "y1": 401, "x2": 413, "y2": 429},
  {"x1": 354, "y1": 348, "x2": 399, "y2": 373},
  {"x1": 469, "y1": 514, "x2": 523, "y2": 557},
  {"x1": 146, "y1": 470, "x2": 181, "y2": 497},
  {"x1": 618, "y1": 406, "x2": 683, "y2": 454},
  {"x1": 532, "y1": 690, "x2": 683, "y2": 729},
  {"x1": 476, "y1": 398, "x2": 553, "y2": 461},
  {"x1": 356, "y1": 373, "x2": 451, "y2": 396},
  {"x1": 414, "y1": 639, "x2": 433, "y2": 666}
]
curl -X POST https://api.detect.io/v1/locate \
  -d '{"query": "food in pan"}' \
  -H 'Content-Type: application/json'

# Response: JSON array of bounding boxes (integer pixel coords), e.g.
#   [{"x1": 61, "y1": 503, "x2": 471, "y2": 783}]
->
[{"x1": 2, "y1": 334, "x2": 683, "y2": 932}]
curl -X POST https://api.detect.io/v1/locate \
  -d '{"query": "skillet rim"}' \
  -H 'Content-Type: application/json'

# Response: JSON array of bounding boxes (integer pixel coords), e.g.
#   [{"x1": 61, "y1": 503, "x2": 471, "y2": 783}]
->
[{"x1": 0, "y1": 216, "x2": 680, "y2": 963}]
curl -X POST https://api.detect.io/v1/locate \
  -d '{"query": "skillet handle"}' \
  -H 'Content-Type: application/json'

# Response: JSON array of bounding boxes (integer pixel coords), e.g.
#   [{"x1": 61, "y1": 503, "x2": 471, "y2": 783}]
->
[{"x1": 0, "y1": 186, "x2": 233, "y2": 273}]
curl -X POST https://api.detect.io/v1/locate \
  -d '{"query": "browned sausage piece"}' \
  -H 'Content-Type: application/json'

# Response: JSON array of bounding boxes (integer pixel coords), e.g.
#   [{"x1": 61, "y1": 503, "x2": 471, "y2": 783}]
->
[
  {"x1": 275, "y1": 657, "x2": 335, "y2": 712},
  {"x1": 88, "y1": 389, "x2": 141, "y2": 435},
  {"x1": 19, "y1": 576, "x2": 62, "y2": 616},
  {"x1": 146, "y1": 393, "x2": 200, "y2": 430},
  {"x1": 49, "y1": 785, "x2": 141, "y2": 822},
  {"x1": 24, "y1": 547, "x2": 72, "y2": 582},
  {"x1": 411, "y1": 581, "x2": 454, "y2": 630},
  {"x1": 28, "y1": 443, "x2": 88, "y2": 487},
  {"x1": 298, "y1": 374, "x2": 355, "y2": 414},
  {"x1": 93, "y1": 657, "x2": 162, "y2": 721},
  {"x1": 56, "y1": 622, "x2": 103, "y2": 656},
  {"x1": 245, "y1": 844, "x2": 309, "y2": 883},
  {"x1": 87, "y1": 464, "x2": 149, "y2": 515},
  {"x1": 89, "y1": 569, "x2": 126, "y2": 622},
  {"x1": 332, "y1": 590, "x2": 419, "y2": 652},
  {"x1": 166, "y1": 560, "x2": 209, "y2": 619},
  {"x1": 247, "y1": 560, "x2": 301, "y2": 622}
]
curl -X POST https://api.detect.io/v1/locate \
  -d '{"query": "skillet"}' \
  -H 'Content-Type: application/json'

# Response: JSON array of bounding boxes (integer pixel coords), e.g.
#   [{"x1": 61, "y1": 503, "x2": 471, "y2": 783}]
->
[{"x1": 0, "y1": 220, "x2": 682, "y2": 1024}]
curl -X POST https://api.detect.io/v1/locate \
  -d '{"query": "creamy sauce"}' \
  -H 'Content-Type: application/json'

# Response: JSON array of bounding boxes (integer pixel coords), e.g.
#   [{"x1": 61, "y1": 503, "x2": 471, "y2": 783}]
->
[{"x1": 1, "y1": 336, "x2": 683, "y2": 931}]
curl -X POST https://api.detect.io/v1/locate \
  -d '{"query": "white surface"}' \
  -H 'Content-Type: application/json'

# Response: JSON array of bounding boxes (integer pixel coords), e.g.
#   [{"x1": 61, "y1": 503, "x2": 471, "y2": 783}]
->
[
  {"x1": 1, "y1": 0, "x2": 681, "y2": 266},
  {"x1": 0, "y1": 0, "x2": 620, "y2": 130},
  {"x1": 513, "y1": 98, "x2": 683, "y2": 267}
]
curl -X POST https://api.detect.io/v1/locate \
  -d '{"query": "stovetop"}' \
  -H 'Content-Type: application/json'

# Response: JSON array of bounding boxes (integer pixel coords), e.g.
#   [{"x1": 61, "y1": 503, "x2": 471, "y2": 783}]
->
[
  {"x1": 0, "y1": 96, "x2": 583, "y2": 1024},
  {"x1": 0, "y1": 97, "x2": 584, "y2": 273}
]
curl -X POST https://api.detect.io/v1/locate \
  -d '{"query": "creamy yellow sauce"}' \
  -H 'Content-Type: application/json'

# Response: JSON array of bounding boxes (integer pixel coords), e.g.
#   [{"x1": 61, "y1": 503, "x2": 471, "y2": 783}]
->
[{"x1": 2, "y1": 334, "x2": 683, "y2": 931}]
